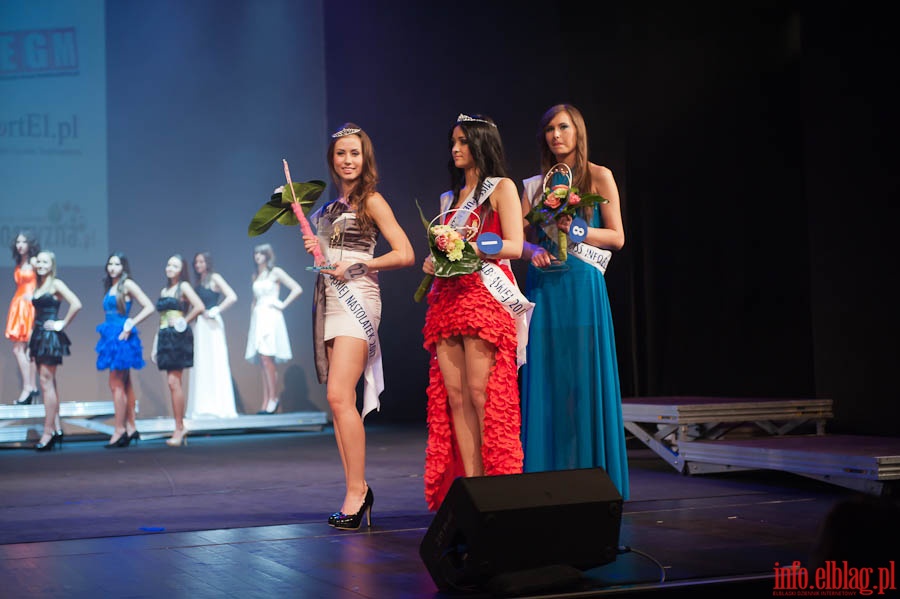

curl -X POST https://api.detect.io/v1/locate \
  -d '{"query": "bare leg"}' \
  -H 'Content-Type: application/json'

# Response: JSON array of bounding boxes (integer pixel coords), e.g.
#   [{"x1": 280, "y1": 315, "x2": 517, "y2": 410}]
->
[
  {"x1": 436, "y1": 336, "x2": 482, "y2": 476},
  {"x1": 167, "y1": 370, "x2": 186, "y2": 442},
  {"x1": 259, "y1": 355, "x2": 277, "y2": 412},
  {"x1": 461, "y1": 335, "x2": 496, "y2": 448},
  {"x1": 325, "y1": 342, "x2": 348, "y2": 482},
  {"x1": 108, "y1": 370, "x2": 128, "y2": 443},
  {"x1": 326, "y1": 337, "x2": 368, "y2": 515},
  {"x1": 12, "y1": 342, "x2": 36, "y2": 402},
  {"x1": 124, "y1": 370, "x2": 138, "y2": 434},
  {"x1": 37, "y1": 364, "x2": 58, "y2": 445},
  {"x1": 435, "y1": 335, "x2": 497, "y2": 477}
]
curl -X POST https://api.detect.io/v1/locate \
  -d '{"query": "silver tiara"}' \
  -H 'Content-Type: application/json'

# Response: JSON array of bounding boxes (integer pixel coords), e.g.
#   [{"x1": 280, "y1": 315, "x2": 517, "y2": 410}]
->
[
  {"x1": 456, "y1": 113, "x2": 497, "y2": 127},
  {"x1": 332, "y1": 127, "x2": 362, "y2": 138}
]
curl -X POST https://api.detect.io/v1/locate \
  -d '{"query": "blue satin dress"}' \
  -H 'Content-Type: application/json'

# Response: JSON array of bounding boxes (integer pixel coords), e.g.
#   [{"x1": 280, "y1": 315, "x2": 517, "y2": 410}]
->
[{"x1": 520, "y1": 205, "x2": 630, "y2": 500}]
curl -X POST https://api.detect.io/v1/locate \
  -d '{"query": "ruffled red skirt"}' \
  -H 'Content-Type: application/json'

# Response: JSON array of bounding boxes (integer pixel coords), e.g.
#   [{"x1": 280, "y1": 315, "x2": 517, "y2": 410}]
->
[{"x1": 421, "y1": 264, "x2": 524, "y2": 511}]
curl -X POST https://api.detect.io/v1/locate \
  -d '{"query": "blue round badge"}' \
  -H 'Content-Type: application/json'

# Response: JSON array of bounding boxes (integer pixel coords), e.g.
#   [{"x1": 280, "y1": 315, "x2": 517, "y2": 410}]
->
[
  {"x1": 477, "y1": 232, "x2": 503, "y2": 255},
  {"x1": 568, "y1": 217, "x2": 589, "y2": 243}
]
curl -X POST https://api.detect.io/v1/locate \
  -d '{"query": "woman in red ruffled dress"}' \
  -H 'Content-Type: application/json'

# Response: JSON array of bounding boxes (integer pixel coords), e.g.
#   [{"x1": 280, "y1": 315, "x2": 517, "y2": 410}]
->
[
  {"x1": 421, "y1": 113, "x2": 526, "y2": 510},
  {"x1": 6, "y1": 230, "x2": 40, "y2": 405}
]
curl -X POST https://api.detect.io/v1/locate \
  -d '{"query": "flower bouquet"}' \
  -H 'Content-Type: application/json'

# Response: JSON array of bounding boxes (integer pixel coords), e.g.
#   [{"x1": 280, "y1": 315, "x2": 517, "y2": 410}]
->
[
  {"x1": 524, "y1": 163, "x2": 608, "y2": 262},
  {"x1": 413, "y1": 200, "x2": 482, "y2": 302}
]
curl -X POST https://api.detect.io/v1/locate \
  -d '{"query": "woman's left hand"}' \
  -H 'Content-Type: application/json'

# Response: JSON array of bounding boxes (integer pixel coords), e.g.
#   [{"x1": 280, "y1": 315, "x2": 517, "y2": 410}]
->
[
  {"x1": 44, "y1": 320, "x2": 63, "y2": 332},
  {"x1": 321, "y1": 260, "x2": 350, "y2": 281}
]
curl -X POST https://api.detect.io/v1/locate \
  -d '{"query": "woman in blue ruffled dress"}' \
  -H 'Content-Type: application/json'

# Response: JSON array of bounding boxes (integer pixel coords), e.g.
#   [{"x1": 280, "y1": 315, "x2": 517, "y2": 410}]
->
[
  {"x1": 519, "y1": 104, "x2": 630, "y2": 500},
  {"x1": 95, "y1": 252, "x2": 155, "y2": 448}
]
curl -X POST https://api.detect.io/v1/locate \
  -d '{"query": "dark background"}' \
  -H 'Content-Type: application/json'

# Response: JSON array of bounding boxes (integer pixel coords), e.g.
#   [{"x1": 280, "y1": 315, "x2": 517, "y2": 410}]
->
[
  {"x1": 2, "y1": 1, "x2": 896, "y2": 435},
  {"x1": 320, "y1": 0, "x2": 898, "y2": 435}
]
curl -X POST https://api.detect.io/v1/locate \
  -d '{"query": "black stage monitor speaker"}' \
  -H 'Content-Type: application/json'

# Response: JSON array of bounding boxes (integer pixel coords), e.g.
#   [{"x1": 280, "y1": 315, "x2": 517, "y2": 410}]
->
[{"x1": 419, "y1": 468, "x2": 623, "y2": 592}]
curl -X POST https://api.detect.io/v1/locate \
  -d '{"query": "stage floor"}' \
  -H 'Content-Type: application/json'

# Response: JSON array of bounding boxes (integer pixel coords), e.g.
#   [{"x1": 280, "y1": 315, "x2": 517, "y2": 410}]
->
[{"x1": 0, "y1": 423, "x2": 896, "y2": 598}]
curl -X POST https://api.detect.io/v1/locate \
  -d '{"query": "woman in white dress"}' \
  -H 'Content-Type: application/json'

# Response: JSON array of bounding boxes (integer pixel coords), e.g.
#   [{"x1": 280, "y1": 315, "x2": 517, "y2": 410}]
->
[
  {"x1": 244, "y1": 243, "x2": 302, "y2": 414},
  {"x1": 187, "y1": 251, "x2": 239, "y2": 419}
]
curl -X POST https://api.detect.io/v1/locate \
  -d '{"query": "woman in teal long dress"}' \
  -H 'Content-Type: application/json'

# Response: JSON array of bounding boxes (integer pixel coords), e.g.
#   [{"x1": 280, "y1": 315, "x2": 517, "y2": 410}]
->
[{"x1": 519, "y1": 104, "x2": 630, "y2": 500}]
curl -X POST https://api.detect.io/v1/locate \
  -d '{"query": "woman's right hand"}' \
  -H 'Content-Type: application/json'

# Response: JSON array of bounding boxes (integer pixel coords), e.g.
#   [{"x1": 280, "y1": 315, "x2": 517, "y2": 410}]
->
[
  {"x1": 528, "y1": 242, "x2": 552, "y2": 268},
  {"x1": 422, "y1": 254, "x2": 435, "y2": 275},
  {"x1": 302, "y1": 234, "x2": 320, "y2": 256}
]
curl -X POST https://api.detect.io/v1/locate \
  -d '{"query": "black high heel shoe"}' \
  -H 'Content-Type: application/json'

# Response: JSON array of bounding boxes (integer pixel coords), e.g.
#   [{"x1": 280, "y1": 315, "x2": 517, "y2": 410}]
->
[
  {"x1": 332, "y1": 487, "x2": 374, "y2": 530},
  {"x1": 105, "y1": 432, "x2": 131, "y2": 449},
  {"x1": 14, "y1": 389, "x2": 39, "y2": 405},
  {"x1": 35, "y1": 432, "x2": 61, "y2": 452},
  {"x1": 55, "y1": 430, "x2": 64, "y2": 450},
  {"x1": 128, "y1": 430, "x2": 141, "y2": 445}
]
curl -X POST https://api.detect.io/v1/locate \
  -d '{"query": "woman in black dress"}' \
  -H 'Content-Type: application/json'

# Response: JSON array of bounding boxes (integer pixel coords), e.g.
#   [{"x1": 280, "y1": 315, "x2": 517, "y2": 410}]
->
[
  {"x1": 153, "y1": 254, "x2": 204, "y2": 446},
  {"x1": 28, "y1": 250, "x2": 82, "y2": 451}
]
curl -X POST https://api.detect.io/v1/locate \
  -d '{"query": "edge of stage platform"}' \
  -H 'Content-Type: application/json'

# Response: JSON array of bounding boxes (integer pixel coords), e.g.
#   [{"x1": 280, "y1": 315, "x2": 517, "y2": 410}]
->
[
  {"x1": 621, "y1": 396, "x2": 900, "y2": 496},
  {"x1": 0, "y1": 403, "x2": 328, "y2": 445}
]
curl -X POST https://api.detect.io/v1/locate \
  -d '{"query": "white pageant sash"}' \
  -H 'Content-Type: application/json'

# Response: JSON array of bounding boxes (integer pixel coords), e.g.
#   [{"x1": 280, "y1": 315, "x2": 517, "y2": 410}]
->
[
  {"x1": 328, "y1": 276, "x2": 383, "y2": 420},
  {"x1": 478, "y1": 261, "x2": 534, "y2": 368},
  {"x1": 566, "y1": 239, "x2": 611, "y2": 274},
  {"x1": 440, "y1": 177, "x2": 501, "y2": 228},
  {"x1": 523, "y1": 174, "x2": 612, "y2": 275}
]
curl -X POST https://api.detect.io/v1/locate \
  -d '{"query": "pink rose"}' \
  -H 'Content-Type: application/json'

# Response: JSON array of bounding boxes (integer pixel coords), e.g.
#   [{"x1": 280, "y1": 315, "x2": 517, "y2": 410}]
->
[
  {"x1": 435, "y1": 234, "x2": 449, "y2": 251},
  {"x1": 567, "y1": 192, "x2": 581, "y2": 206},
  {"x1": 544, "y1": 196, "x2": 561, "y2": 209}
]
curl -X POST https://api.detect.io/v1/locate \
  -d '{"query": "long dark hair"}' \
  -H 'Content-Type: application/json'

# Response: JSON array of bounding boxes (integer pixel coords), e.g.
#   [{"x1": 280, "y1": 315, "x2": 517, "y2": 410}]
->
[
  {"x1": 192, "y1": 251, "x2": 214, "y2": 286},
  {"x1": 103, "y1": 251, "x2": 132, "y2": 315},
  {"x1": 447, "y1": 114, "x2": 509, "y2": 222},
  {"x1": 327, "y1": 122, "x2": 379, "y2": 235},
  {"x1": 9, "y1": 229, "x2": 40, "y2": 265}
]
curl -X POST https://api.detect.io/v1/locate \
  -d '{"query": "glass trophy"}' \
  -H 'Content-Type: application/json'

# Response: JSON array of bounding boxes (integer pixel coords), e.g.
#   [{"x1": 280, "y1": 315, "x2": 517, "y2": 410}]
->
[
  {"x1": 305, "y1": 212, "x2": 340, "y2": 272},
  {"x1": 306, "y1": 212, "x2": 369, "y2": 280},
  {"x1": 539, "y1": 165, "x2": 572, "y2": 272}
]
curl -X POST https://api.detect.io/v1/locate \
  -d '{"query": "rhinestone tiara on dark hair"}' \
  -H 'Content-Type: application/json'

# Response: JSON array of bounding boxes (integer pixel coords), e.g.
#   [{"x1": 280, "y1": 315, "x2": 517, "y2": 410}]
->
[{"x1": 456, "y1": 113, "x2": 496, "y2": 127}]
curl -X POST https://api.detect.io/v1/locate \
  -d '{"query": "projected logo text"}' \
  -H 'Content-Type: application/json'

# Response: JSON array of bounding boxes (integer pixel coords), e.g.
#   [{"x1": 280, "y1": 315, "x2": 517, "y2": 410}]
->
[{"x1": 0, "y1": 27, "x2": 79, "y2": 78}]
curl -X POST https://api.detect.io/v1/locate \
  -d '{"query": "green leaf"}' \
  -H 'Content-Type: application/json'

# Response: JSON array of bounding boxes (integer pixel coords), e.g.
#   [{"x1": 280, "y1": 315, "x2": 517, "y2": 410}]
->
[
  {"x1": 279, "y1": 180, "x2": 327, "y2": 215},
  {"x1": 248, "y1": 201, "x2": 291, "y2": 236},
  {"x1": 431, "y1": 239, "x2": 481, "y2": 277},
  {"x1": 249, "y1": 179, "x2": 327, "y2": 237},
  {"x1": 415, "y1": 199, "x2": 431, "y2": 231},
  {"x1": 579, "y1": 192, "x2": 609, "y2": 206}
]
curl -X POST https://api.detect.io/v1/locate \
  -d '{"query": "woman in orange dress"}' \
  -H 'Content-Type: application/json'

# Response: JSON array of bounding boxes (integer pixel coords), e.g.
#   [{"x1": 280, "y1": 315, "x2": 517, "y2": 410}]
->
[{"x1": 6, "y1": 230, "x2": 40, "y2": 405}]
